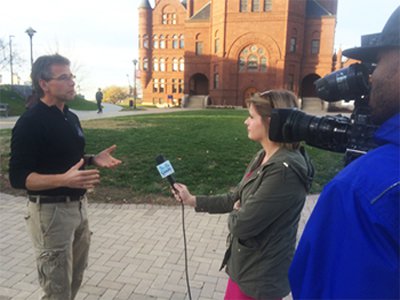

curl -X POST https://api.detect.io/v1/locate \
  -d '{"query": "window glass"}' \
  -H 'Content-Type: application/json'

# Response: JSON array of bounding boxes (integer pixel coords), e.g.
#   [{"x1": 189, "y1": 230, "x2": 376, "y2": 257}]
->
[
  {"x1": 153, "y1": 35, "x2": 158, "y2": 48},
  {"x1": 172, "y1": 58, "x2": 178, "y2": 71},
  {"x1": 172, "y1": 35, "x2": 178, "y2": 49},
  {"x1": 160, "y1": 79, "x2": 165, "y2": 93},
  {"x1": 143, "y1": 34, "x2": 149, "y2": 49},
  {"x1": 196, "y1": 42, "x2": 203, "y2": 55},
  {"x1": 260, "y1": 56, "x2": 267, "y2": 72},
  {"x1": 248, "y1": 55, "x2": 258, "y2": 71},
  {"x1": 290, "y1": 37, "x2": 296, "y2": 53},
  {"x1": 153, "y1": 78, "x2": 159, "y2": 92},
  {"x1": 252, "y1": 0, "x2": 259, "y2": 12},
  {"x1": 160, "y1": 58, "x2": 166, "y2": 71},
  {"x1": 160, "y1": 35, "x2": 166, "y2": 49},
  {"x1": 264, "y1": 0, "x2": 272, "y2": 11},
  {"x1": 311, "y1": 39, "x2": 320, "y2": 54},
  {"x1": 153, "y1": 58, "x2": 159, "y2": 71},
  {"x1": 213, "y1": 73, "x2": 219, "y2": 89},
  {"x1": 240, "y1": 0, "x2": 248, "y2": 12}
]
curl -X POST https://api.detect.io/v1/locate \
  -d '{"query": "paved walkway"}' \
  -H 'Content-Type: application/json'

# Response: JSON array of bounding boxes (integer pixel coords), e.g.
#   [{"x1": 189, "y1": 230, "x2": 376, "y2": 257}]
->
[
  {"x1": 0, "y1": 193, "x2": 319, "y2": 300},
  {"x1": 0, "y1": 103, "x2": 197, "y2": 130}
]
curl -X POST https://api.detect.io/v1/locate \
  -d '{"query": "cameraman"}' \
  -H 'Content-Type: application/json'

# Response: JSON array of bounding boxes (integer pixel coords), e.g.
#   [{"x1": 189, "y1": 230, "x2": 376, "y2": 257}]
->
[{"x1": 289, "y1": 6, "x2": 399, "y2": 299}]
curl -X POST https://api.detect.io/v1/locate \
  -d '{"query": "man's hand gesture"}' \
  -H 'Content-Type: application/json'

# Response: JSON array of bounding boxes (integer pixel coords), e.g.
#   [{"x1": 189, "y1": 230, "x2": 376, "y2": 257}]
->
[{"x1": 92, "y1": 145, "x2": 122, "y2": 169}]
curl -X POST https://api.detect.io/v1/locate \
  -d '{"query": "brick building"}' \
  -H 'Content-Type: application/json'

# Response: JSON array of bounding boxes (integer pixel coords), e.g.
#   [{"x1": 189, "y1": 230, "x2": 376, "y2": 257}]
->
[{"x1": 138, "y1": 0, "x2": 337, "y2": 107}]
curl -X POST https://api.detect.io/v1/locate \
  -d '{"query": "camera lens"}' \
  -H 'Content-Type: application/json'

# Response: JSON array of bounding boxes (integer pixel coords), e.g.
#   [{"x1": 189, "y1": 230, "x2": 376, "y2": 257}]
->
[
  {"x1": 270, "y1": 109, "x2": 350, "y2": 152},
  {"x1": 315, "y1": 63, "x2": 370, "y2": 101}
]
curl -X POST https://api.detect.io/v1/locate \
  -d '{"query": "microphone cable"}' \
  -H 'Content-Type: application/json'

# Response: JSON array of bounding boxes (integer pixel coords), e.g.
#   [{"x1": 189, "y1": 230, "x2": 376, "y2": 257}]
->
[{"x1": 177, "y1": 193, "x2": 192, "y2": 300}]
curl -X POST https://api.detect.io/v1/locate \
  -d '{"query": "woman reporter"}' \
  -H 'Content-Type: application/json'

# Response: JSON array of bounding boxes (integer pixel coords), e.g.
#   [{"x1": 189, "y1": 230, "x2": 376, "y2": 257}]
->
[{"x1": 173, "y1": 90, "x2": 314, "y2": 300}]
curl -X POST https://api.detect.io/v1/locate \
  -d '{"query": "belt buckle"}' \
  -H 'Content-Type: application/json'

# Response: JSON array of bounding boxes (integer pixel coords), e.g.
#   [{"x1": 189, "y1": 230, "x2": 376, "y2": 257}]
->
[{"x1": 32, "y1": 195, "x2": 40, "y2": 204}]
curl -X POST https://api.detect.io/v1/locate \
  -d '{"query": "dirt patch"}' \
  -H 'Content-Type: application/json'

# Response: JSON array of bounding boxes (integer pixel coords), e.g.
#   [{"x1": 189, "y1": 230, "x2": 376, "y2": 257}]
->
[
  {"x1": 0, "y1": 174, "x2": 178, "y2": 206},
  {"x1": 81, "y1": 119, "x2": 155, "y2": 130}
]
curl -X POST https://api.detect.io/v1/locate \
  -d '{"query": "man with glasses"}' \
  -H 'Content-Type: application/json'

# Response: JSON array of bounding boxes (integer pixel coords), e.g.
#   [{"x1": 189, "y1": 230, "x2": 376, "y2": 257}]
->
[{"x1": 9, "y1": 54, "x2": 122, "y2": 300}]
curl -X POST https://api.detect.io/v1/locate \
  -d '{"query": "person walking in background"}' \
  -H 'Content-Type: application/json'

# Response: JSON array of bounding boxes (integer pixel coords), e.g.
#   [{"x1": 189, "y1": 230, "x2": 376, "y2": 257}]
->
[
  {"x1": 9, "y1": 54, "x2": 122, "y2": 300},
  {"x1": 173, "y1": 90, "x2": 314, "y2": 300},
  {"x1": 289, "y1": 7, "x2": 400, "y2": 299},
  {"x1": 95, "y1": 87, "x2": 103, "y2": 113}
]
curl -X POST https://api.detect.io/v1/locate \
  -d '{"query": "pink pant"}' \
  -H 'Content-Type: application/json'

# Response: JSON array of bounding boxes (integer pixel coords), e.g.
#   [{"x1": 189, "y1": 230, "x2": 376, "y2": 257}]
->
[
  {"x1": 224, "y1": 278, "x2": 255, "y2": 300},
  {"x1": 224, "y1": 278, "x2": 282, "y2": 300}
]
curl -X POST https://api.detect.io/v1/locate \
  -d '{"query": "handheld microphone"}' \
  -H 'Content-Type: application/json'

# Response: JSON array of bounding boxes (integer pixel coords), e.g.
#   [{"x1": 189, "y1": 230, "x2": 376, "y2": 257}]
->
[
  {"x1": 155, "y1": 155, "x2": 176, "y2": 187},
  {"x1": 155, "y1": 154, "x2": 192, "y2": 299}
]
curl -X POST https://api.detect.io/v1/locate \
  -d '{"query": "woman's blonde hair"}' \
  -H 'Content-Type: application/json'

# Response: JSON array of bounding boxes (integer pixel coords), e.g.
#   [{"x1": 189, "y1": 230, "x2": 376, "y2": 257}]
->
[{"x1": 246, "y1": 89, "x2": 300, "y2": 149}]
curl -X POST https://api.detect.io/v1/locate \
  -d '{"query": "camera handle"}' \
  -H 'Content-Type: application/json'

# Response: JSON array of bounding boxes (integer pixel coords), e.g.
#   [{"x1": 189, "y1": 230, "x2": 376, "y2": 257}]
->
[{"x1": 344, "y1": 96, "x2": 378, "y2": 165}]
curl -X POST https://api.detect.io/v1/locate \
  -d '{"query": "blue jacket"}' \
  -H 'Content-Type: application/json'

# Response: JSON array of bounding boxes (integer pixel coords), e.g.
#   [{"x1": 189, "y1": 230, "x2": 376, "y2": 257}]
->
[{"x1": 289, "y1": 113, "x2": 400, "y2": 299}]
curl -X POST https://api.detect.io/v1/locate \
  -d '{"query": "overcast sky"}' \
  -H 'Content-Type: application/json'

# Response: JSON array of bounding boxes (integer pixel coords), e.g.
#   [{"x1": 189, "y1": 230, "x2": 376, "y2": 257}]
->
[{"x1": 1, "y1": 0, "x2": 398, "y2": 99}]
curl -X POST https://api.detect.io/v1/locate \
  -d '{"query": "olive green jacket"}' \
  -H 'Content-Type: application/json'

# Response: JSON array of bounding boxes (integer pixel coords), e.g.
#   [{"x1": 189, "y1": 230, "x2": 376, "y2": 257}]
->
[{"x1": 195, "y1": 147, "x2": 314, "y2": 299}]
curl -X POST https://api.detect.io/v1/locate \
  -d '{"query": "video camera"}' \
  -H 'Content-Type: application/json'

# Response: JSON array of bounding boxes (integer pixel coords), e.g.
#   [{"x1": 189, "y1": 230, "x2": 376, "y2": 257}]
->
[{"x1": 269, "y1": 63, "x2": 378, "y2": 165}]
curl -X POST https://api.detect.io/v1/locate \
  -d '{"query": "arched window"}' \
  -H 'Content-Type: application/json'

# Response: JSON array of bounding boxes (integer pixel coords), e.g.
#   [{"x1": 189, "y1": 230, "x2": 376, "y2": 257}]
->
[
  {"x1": 179, "y1": 58, "x2": 184, "y2": 71},
  {"x1": 153, "y1": 78, "x2": 159, "y2": 92},
  {"x1": 213, "y1": 65, "x2": 219, "y2": 89},
  {"x1": 153, "y1": 58, "x2": 159, "y2": 71},
  {"x1": 143, "y1": 57, "x2": 149, "y2": 71},
  {"x1": 172, "y1": 13, "x2": 177, "y2": 24},
  {"x1": 143, "y1": 34, "x2": 149, "y2": 49},
  {"x1": 179, "y1": 35, "x2": 184, "y2": 48},
  {"x1": 172, "y1": 58, "x2": 178, "y2": 71},
  {"x1": 153, "y1": 35, "x2": 159, "y2": 49},
  {"x1": 160, "y1": 35, "x2": 166, "y2": 49},
  {"x1": 214, "y1": 31, "x2": 220, "y2": 54},
  {"x1": 195, "y1": 33, "x2": 203, "y2": 56},
  {"x1": 172, "y1": 35, "x2": 178, "y2": 49},
  {"x1": 160, "y1": 79, "x2": 165, "y2": 93},
  {"x1": 162, "y1": 14, "x2": 168, "y2": 24},
  {"x1": 160, "y1": 58, "x2": 166, "y2": 71},
  {"x1": 238, "y1": 44, "x2": 268, "y2": 72}
]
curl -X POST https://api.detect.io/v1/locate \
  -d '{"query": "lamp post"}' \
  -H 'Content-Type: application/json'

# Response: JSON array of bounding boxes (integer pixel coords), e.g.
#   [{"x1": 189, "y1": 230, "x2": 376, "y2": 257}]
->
[
  {"x1": 132, "y1": 59, "x2": 138, "y2": 109},
  {"x1": 9, "y1": 35, "x2": 14, "y2": 86},
  {"x1": 25, "y1": 27, "x2": 36, "y2": 68}
]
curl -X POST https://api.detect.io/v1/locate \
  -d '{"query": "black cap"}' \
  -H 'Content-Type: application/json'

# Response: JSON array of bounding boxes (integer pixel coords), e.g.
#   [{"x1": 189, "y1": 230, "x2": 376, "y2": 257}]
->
[{"x1": 343, "y1": 6, "x2": 400, "y2": 63}]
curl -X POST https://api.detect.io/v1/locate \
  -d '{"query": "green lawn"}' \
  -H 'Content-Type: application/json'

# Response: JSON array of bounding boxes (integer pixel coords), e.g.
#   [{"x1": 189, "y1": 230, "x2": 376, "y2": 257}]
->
[
  {"x1": 0, "y1": 110, "x2": 344, "y2": 201},
  {"x1": 0, "y1": 86, "x2": 98, "y2": 115}
]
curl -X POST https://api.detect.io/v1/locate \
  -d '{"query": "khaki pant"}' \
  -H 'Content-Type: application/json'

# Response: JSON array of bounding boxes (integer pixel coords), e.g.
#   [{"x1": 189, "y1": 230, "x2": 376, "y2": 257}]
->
[{"x1": 25, "y1": 198, "x2": 91, "y2": 300}]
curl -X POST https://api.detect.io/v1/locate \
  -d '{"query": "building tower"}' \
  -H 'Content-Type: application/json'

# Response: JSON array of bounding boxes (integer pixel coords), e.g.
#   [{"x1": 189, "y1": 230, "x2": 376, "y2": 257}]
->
[{"x1": 138, "y1": 0, "x2": 152, "y2": 91}]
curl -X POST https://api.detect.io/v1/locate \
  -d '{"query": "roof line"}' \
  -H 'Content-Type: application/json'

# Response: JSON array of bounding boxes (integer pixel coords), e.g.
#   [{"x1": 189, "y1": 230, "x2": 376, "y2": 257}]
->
[
  {"x1": 312, "y1": 0, "x2": 333, "y2": 16},
  {"x1": 190, "y1": 1, "x2": 211, "y2": 20}
]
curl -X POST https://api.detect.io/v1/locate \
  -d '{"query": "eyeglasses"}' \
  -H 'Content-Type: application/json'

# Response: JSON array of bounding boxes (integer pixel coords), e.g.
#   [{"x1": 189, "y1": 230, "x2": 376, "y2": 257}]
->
[{"x1": 47, "y1": 74, "x2": 76, "y2": 82}]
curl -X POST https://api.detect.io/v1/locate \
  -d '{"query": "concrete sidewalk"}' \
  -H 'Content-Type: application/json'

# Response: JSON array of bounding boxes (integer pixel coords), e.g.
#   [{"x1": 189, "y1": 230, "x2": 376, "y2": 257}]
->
[
  {"x1": 0, "y1": 103, "x2": 197, "y2": 130},
  {"x1": 0, "y1": 193, "x2": 318, "y2": 300}
]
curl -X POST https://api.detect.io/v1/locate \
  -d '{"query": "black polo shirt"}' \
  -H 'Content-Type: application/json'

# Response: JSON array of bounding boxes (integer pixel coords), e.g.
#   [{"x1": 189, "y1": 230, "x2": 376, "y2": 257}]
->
[{"x1": 9, "y1": 101, "x2": 86, "y2": 196}]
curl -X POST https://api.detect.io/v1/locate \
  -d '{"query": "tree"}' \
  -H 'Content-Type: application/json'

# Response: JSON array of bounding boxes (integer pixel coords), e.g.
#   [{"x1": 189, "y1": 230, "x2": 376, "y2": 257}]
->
[
  {"x1": 0, "y1": 37, "x2": 24, "y2": 71},
  {"x1": 103, "y1": 86, "x2": 129, "y2": 104}
]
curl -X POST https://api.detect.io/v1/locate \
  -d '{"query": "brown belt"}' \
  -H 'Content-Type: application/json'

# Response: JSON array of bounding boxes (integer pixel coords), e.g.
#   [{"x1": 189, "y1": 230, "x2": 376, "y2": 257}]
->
[{"x1": 28, "y1": 195, "x2": 85, "y2": 204}]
